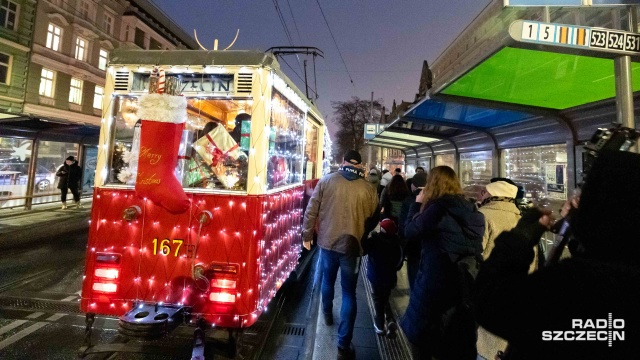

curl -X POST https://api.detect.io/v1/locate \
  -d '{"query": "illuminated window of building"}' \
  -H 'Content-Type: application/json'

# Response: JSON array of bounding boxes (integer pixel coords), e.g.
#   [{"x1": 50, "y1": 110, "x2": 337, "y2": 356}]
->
[
  {"x1": 39, "y1": 68, "x2": 55, "y2": 97},
  {"x1": 0, "y1": 0, "x2": 17, "y2": 30},
  {"x1": 46, "y1": 23, "x2": 62, "y2": 51},
  {"x1": 0, "y1": 52, "x2": 10, "y2": 85},
  {"x1": 98, "y1": 48, "x2": 108, "y2": 70},
  {"x1": 75, "y1": 36, "x2": 87, "y2": 61},
  {"x1": 93, "y1": 85, "x2": 103, "y2": 109},
  {"x1": 69, "y1": 78, "x2": 83, "y2": 104}
]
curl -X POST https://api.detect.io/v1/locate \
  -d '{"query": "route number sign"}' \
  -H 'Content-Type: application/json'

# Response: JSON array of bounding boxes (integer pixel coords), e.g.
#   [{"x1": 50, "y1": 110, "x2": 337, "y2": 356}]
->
[{"x1": 510, "y1": 20, "x2": 640, "y2": 56}]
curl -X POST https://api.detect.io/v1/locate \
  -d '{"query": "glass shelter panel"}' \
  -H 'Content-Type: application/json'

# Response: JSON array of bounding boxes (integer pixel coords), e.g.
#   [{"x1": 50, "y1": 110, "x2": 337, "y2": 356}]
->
[
  {"x1": 268, "y1": 89, "x2": 304, "y2": 190},
  {"x1": 460, "y1": 150, "x2": 493, "y2": 202},
  {"x1": 107, "y1": 96, "x2": 253, "y2": 191},
  {"x1": 501, "y1": 144, "x2": 569, "y2": 258},
  {"x1": 34, "y1": 141, "x2": 79, "y2": 204},
  {"x1": 0, "y1": 137, "x2": 32, "y2": 208}
]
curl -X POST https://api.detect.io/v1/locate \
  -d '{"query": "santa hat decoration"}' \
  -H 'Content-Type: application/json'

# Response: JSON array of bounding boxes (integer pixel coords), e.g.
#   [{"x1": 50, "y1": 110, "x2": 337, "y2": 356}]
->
[{"x1": 134, "y1": 87, "x2": 190, "y2": 214}]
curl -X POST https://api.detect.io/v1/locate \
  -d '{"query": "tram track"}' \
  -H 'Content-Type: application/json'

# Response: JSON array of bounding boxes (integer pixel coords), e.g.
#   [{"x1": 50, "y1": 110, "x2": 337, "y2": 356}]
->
[{"x1": 0, "y1": 269, "x2": 58, "y2": 294}]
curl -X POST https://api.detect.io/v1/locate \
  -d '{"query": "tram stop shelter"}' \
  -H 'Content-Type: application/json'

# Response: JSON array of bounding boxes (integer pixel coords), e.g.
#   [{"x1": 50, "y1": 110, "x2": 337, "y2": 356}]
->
[{"x1": 367, "y1": 1, "x2": 640, "y2": 194}]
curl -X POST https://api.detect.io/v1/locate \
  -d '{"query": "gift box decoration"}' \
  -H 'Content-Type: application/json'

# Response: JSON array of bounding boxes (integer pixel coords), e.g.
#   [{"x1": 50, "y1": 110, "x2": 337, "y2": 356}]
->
[
  {"x1": 194, "y1": 125, "x2": 246, "y2": 167},
  {"x1": 184, "y1": 155, "x2": 211, "y2": 186}
]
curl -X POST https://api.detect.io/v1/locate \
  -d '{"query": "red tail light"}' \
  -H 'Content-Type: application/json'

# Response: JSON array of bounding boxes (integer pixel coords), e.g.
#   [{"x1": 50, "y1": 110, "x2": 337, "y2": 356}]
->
[
  {"x1": 208, "y1": 263, "x2": 238, "y2": 305},
  {"x1": 92, "y1": 253, "x2": 121, "y2": 295}
]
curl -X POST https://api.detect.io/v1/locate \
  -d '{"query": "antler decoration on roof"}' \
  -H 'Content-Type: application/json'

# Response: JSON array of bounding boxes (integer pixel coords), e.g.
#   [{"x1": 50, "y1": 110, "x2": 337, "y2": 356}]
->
[{"x1": 193, "y1": 29, "x2": 240, "y2": 51}]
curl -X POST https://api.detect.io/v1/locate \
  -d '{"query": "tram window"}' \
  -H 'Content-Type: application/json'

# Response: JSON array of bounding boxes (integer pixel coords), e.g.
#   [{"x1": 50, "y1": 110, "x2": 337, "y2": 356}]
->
[
  {"x1": 108, "y1": 96, "x2": 252, "y2": 191},
  {"x1": 268, "y1": 90, "x2": 304, "y2": 189},
  {"x1": 460, "y1": 150, "x2": 493, "y2": 202},
  {"x1": 304, "y1": 121, "x2": 319, "y2": 180}
]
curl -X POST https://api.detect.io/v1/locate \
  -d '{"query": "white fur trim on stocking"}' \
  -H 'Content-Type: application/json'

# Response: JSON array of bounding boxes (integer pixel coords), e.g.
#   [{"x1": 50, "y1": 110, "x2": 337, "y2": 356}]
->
[{"x1": 137, "y1": 93, "x2": 187, "y2": 124}]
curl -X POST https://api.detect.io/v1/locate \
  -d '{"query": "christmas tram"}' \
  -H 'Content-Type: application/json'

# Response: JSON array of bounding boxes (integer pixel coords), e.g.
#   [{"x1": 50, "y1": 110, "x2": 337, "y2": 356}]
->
[{"x1": 80, "y1": 50, "x2": 327, "y2": 355}]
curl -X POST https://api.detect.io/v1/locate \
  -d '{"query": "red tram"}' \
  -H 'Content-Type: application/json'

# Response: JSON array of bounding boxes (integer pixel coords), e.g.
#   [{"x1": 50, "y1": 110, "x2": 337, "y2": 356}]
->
[{"x1": 80, "y1": 50, "x2": 327, "y2": 331}]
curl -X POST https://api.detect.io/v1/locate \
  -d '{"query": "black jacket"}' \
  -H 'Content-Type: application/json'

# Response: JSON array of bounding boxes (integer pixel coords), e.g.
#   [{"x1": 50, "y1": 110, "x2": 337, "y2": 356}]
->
[
  {"x1": 473, "y1": 151, "x2": 640, "y2": 360},
  {"x1": 400, "y1": 195, "x2": 484, "y2": 355},
  {"x1": 56, "y1": 162, "x2": 82, "y2": 189},
  {"x1": 473, "y1": 228, "x2": 640, "y2": 360},
  {"x1": 363, "y1": 231, "x2": 403, "y2": 288}
]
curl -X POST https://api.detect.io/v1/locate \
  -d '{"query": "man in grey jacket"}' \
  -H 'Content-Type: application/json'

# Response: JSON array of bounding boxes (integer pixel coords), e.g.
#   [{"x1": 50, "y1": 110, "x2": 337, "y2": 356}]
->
[{"x1": 302, "y1": 150, "x2": 378, "y2": 360}]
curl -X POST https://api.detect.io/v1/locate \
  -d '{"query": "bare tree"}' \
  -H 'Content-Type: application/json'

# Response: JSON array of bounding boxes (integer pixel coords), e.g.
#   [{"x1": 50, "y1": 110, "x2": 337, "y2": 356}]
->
[{"x1": 331, "y1": 97, "x2": 383, "y2": 159}]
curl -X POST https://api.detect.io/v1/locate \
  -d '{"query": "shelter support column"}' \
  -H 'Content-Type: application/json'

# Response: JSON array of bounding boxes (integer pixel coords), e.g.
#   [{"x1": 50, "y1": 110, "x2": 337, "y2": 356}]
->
[
  {"x1": 25, "y1": 138, "x2": 39, "y2": 210},
  {"x1": 614, "y1": 55, "x2": 635, "y2": 141}
]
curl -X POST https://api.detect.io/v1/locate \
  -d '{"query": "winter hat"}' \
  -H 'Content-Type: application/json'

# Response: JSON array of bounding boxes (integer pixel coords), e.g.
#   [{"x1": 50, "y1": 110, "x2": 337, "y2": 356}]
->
[
  {"x1": 412, "y1": 172, "x2": 427, "y2": 188},
  {"x1": 379, "y1": 218, "x2": 397, "y2": 235},
  {"x1": 369, "y1": 169, "x2": 378, "y2": 175},
  {"x1": 491, "y1": 178, "x2": 524, "y2": 199},
  {"x1": 485, "y1": 180, "x2": 518, "y2": 198},
  {"x1": 343, "y1": 150, "x2": 362, "y2": 165},
  {"x1": 66, "y1": 156, "x2": 75, "y2": 161}
]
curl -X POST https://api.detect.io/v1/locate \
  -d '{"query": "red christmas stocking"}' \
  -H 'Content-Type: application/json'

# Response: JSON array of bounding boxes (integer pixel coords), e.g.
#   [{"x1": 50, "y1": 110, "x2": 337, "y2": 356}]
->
[{"x1": 135, "y1": 94, "x2": 190, "y2": 214}]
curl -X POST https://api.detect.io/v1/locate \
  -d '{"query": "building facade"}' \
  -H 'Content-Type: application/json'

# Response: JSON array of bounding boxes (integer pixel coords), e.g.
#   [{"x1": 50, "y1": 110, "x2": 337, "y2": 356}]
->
[
  {"x1": 0, "y1": 0, "x2": 36, "y2": 117},
  {"x1": 0, "y1": 0, "x2": 197, "y2": 209},
  {"x1": 24, "y1": 0, "x2": 198, "y2": 126}
]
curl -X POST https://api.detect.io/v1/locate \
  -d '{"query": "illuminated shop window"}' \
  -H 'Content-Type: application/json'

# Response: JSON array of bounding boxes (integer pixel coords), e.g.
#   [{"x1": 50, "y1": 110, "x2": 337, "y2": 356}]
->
[
  {"x1": 460, "y1": 150, "x2": 493, "y2": 202},
  {"x1": 108, "y1": 96, "x2": 252, "y2": 191},
  {"x1": 435, "y1": 153, "x2": 455, "y2": 170},
  {"x1": 268, "y1": 89, "x2": 304, "y2": 190},
  {"x1": 501, "y1": 144, "x2": 569, "y2": 258}
]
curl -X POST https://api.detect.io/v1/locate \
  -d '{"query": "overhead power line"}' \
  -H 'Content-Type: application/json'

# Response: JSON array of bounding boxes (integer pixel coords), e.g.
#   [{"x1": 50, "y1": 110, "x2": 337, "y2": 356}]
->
[{"x1": 315, "y1": 0, "x2": 355, "y2": 88}]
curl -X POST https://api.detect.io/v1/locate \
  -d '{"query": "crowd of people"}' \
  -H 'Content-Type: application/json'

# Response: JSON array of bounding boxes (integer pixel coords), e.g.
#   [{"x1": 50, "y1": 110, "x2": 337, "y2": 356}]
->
[{"x1": 302, "y1": 149, "x2": 640, "y2": 360}]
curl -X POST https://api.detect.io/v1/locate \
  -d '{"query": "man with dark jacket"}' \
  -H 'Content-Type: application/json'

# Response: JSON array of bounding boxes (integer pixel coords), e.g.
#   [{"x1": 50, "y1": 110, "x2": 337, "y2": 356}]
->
[
  {"x1": 302, "y1": 150, "x2": 378, "y2": 360},
  {"x1": 56, "y1": 156, "x2": 82, "y2": 209},
  {"x1": 473, "y1": 151, "x2": 640, "y2": 360}
]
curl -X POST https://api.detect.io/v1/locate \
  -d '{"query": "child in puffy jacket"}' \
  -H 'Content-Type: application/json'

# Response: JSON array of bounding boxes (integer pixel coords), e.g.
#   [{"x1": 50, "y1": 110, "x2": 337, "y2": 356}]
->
[{"x1": 362, "y1": 218, "x2": 404, "y2": 338}]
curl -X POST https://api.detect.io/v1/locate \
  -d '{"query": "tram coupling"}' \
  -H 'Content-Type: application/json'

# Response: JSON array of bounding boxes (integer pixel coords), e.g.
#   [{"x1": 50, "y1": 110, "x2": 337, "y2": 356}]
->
[{"x1": 118, "y1": 302, "x2": 187, "y2": 339}]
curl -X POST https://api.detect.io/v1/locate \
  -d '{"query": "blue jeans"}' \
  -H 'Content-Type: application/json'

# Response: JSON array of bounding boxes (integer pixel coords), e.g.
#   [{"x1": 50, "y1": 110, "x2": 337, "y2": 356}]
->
[{"x1": 320, "y1": 248, "x2": 360, "y2": 349}]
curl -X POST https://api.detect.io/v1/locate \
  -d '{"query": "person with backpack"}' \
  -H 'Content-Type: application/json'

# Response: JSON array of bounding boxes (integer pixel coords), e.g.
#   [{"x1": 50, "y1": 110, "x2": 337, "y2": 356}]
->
[
  {"x1": 380, "y1": 174, "x2": 410, "y2": 222},
  {"x1": 401, "y1": 166, "x2": 485, "y2": 360},
  {"x1": 362, "y1": 218, "x2": 404, "y2": 338}
]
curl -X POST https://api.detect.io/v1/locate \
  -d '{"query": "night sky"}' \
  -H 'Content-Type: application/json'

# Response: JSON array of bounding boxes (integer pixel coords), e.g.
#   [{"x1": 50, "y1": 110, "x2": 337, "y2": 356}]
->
[{"x1": 151, "y1": 0, "x2": 491, "y2": 135}]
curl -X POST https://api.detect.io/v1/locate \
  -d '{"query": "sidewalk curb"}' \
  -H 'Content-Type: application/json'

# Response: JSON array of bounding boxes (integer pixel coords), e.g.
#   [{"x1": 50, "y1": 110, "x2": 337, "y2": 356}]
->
[{"x1": 0, "y1": 213, "x2": 91, "y2": 250}]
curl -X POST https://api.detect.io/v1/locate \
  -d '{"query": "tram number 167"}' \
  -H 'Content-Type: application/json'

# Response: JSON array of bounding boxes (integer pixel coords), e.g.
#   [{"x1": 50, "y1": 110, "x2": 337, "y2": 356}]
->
[{"x1": 151, "y1": 238, "x2": 195, "y2": 258}]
